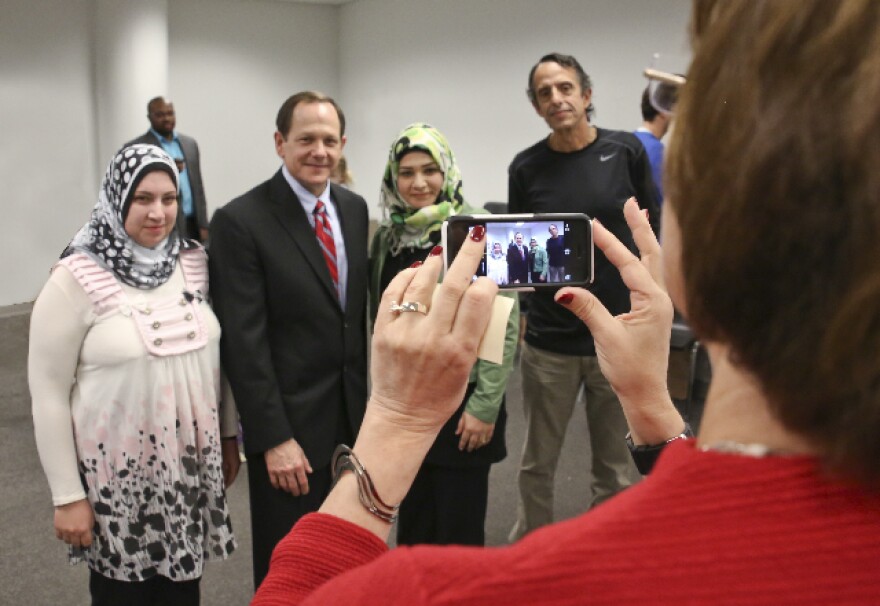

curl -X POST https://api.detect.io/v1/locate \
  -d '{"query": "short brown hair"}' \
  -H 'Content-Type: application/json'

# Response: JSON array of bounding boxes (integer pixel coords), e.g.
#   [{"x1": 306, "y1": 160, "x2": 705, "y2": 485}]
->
[
  {"x1": 275, "y1": 91, "x2": 346, "y2": 138},
  {"x1": 640, "y1": 88, "x2": 659, "y2": 122},
  {"x1": 667, "y1": 0, "x2": 880, "y2": 485}
]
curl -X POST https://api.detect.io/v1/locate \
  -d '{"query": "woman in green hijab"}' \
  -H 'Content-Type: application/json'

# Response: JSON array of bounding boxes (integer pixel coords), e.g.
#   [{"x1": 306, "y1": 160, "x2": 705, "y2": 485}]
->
[{"x1": 369, "y1": 123, "x2": 519, "y2": 546}]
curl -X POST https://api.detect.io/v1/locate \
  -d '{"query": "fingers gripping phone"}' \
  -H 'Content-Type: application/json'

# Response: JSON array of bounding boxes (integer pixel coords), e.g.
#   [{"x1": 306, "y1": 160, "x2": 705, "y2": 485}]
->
[{"x1": 442, "y1": 213, "x2": 594, "y2": 290}]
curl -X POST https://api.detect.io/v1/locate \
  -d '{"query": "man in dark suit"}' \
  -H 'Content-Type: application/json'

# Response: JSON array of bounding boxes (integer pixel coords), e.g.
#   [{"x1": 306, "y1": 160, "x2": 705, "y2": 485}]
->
[
  {"x1": 127, "y1": 96, "x2": 209, "y2": 242},
  {"x1": 208, "y1": 91, "x2": 368, "y2": 589},
  {"x1": 507, "y1": 232, "x2": 529, "y2": 284}
]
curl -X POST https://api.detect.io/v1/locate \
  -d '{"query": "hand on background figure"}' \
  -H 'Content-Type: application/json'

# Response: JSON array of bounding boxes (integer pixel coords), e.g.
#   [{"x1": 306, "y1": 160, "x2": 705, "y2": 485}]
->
[
  {"x1": 54, "y1": 498, "x2": 94, "y2": 549},
  {"x1": 266, "y1": 438, "x2": 313, "y2": 495},
  {"x1": 456, "y1": 411, "x2": 495, "y2": 452}
]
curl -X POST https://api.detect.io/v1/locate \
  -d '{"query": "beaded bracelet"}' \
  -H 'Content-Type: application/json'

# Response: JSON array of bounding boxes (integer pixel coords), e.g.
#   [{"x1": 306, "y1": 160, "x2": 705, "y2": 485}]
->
[{"x1": 331, "y1": 444, "x2": 401, "y2": 524}]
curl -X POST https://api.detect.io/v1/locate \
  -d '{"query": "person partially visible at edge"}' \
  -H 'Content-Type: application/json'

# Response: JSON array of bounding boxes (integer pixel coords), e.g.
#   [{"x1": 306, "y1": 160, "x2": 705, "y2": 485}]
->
[
  {"x1": 634, "y1": 86, "x2": 673, "y2": 206},
  {"x1": 208, "y1": 91, "x2": 369, "y2": 590},
  {"x1": 127, "y1": 97, "x2": 210, "y2": 243},
  {"x1": 368, "y1": 122, "x2": 519, "y2": 546},
  {"x1": 29, "y1": 144, "x2": 238, "y2": 606},
  {"x1": 252, "y1": 1, "x2": 880, "y2": 603},
  {"x1": 507, "y1": 51, "x2": 660, "y2": 542},
  {"x1": 330, "y1": 154, "x2": 354, "y2": 188}
]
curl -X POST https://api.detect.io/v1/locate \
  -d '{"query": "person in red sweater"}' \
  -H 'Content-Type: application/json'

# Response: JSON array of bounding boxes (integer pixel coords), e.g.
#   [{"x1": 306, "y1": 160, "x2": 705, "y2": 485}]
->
[{"x1": 253, "y1": 1, "x2": 880, "y2": 604}]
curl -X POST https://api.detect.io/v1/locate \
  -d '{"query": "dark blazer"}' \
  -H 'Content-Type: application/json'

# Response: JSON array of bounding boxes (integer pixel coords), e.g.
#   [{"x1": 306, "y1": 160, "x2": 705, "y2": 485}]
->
[
  {"x1": 507, "y1": 243, "x2": 529, "y2": 283},
  {"x1": 126, "y1": 131, "x2": 209, "y2": 236},
  {"x1": 208, "y1": 170, "x2": 368, "y2": 469}
]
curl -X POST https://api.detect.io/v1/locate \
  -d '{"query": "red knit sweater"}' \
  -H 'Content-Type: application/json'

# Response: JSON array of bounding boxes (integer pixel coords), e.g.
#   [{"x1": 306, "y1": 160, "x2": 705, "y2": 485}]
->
[{"x1": 253, "y1": 441, "x2": 880, "y2": 605}]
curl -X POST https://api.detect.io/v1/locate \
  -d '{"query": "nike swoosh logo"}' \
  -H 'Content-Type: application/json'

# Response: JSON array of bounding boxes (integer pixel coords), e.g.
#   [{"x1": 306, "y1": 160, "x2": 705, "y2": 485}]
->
[{"x1": 600, "y1": 153, "x2": 616, "y2": 162}]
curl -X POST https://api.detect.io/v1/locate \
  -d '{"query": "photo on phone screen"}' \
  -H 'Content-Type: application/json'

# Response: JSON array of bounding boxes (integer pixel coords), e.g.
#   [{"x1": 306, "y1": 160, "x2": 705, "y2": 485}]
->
[{"x1": 444, "y1": 214, "x2": 593, "y2": 289}]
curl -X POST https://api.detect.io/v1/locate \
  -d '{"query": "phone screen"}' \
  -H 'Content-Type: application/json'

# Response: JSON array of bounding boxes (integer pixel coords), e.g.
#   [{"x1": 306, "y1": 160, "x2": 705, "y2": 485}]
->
[{"x1": 445, "y1": 214, "x2": 593, "y2": 288}]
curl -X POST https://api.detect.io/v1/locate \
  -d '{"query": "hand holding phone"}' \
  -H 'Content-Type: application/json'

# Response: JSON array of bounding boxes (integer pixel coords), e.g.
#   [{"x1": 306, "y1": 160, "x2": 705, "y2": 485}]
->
[{"x1": 442, "y1": 213, "x2": 594, "y2": 290}]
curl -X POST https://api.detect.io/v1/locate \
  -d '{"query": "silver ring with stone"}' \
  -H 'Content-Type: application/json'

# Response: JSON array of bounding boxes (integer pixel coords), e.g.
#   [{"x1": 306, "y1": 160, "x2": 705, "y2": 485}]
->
[{"x1": 390, "y1": 301, "x2": 428, "y2": 315}]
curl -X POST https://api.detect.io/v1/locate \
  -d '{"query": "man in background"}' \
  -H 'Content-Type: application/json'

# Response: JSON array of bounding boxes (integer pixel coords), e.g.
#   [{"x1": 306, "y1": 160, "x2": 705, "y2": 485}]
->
[
  {"x1": 545, "y1": 224, "x2": 565, "y2": 282},
  {"x1": 127, "y1": 96, "x2": 209, "y2": 242},
  {"x1": 208, "y1": 91, "x2": 369, "y2": 589},
  {"x1": 634, "y1": 86, "x2": 673, "y2": 207},
  {"x1": 508, "y1": 52, "x2": 659, "y2": 541},
  {"x1": 507, "y1": 232, "x2": 529, "y2": 284}
]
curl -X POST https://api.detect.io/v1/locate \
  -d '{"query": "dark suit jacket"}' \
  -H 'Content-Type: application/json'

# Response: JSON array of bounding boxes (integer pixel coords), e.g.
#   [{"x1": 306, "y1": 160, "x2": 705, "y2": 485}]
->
[
  {"x1": 126, "y1": 131, "x2": 209, "y2": 236},
  {"x1": 208, "y1": 170, "x2": 368, "y2": 469},
  {"x1": 507, "y1": 243, "x2": 529, "y2": 283}
]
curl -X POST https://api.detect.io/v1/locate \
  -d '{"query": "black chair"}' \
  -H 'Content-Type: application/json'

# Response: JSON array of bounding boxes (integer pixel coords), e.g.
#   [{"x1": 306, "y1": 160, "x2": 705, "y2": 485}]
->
[
  {"x1": 670, "y1": 313, "x2": 711, "y2": 433},
  {"x1": 484, "y1": 201, "x2": 508, "y2": 214}
]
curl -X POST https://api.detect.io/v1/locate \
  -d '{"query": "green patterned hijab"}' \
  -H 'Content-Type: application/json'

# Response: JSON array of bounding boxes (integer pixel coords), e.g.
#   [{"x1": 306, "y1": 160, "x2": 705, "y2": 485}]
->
[{"x1": 380, "y1": 123, "x2": 465, "y2": 254}]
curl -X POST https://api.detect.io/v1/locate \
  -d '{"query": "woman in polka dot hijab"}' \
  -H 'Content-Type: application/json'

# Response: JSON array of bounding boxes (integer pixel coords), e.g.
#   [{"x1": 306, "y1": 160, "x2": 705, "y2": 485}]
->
[{"x1": 62, "y1": 143, "x2": 195, "y2": 288}]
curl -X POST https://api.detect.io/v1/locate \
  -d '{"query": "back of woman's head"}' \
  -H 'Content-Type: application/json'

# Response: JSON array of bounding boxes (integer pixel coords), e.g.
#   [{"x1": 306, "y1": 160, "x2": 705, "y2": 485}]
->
[{"x1": 666, "y1": 0, "x2": 880, "y2": 485}]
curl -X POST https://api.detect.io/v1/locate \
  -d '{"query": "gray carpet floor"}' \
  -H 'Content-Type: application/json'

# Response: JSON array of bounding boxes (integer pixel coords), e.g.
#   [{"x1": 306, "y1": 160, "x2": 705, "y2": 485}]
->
[{"x1": 2, "y1": 306, "x2": 605, "y2": 605}]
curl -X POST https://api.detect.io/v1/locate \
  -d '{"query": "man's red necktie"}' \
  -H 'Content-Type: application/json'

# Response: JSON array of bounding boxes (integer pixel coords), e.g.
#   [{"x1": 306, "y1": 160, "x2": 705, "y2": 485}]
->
[{"x1": 314, "y1": 200, "x2": 338, "y2": 294}]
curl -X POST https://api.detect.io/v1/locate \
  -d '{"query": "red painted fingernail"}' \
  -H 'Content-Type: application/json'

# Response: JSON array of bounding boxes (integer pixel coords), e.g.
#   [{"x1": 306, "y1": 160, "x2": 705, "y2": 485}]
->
[
  {"x1": 557, "y1": 293, "x2": 574, "y2": 305},
  {"x1": 409, "y1": 261, "x2": 423, "y2": 269},
  {"x1": 429, "y1": 245, "x2": 443, "y2": 257},
  {"x1": 470, "y1": 225, "x2": 486, "y2": 241}
]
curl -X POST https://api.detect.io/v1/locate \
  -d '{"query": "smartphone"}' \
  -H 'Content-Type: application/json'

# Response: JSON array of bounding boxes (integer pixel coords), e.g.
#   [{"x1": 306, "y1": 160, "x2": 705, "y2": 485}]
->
[{"x1": 442, "y1": 213, "x2": 593, "y2": 290}]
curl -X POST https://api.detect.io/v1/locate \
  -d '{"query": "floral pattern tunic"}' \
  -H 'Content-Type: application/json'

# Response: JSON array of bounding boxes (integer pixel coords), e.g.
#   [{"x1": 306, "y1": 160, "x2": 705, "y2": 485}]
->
[{"x1": 58, "y1": 251, "x2": 235, "y2": 581}]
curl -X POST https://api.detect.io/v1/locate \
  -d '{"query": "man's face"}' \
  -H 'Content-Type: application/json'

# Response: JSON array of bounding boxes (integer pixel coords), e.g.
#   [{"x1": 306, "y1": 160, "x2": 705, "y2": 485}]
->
[
  {"x1": 275, "y1": 101, "x2": 346, "y2": 197},
  {"x1": 515, "y1": 234, "x2": 524, "y2": 246},
  {"x1": 549, "y1": 224, "x2": 558, "y2": 238},
  {"x1": 530, "y1": 239, "x2": 537, "y2": 249},
  {"x1": 148, "y1": 100, "x2": 176, "y2": 138},
  {"x1": 531, "y1": 62, "x2": 591, "y2": 132}
]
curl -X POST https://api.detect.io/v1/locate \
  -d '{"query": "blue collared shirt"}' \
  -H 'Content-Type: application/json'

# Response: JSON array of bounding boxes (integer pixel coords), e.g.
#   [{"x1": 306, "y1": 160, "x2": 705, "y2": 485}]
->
[
  {"x1": 150, "y1": 128, "x2": 195, "y2": 218},
  {"x1": 281, "y1": 165, "x2": 348, "y2": 308},
  {"x1": 634, "y1": 127, "x2": 664, "y2": 206}
]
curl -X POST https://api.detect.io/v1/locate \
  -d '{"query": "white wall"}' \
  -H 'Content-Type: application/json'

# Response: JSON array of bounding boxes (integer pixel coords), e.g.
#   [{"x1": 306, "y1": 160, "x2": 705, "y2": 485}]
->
[
  {"x1": 1, "y1": 0, "x2": 98, "y2": 306},
  {"x1": 2, "y1": 0, "x2": 690, "y2": 306},
  {"x1": 339, "y1": 0, "x2": 691, "y2": 217},
  {"x1": 94, "y1": 0, "x2": 170, "y2": 165},
  {"x1": 1, "y1": 0, "x2": 338, "y2": 306},
  {"x1": 168, "y1": 0, "x2": 338, "y2": 213}
]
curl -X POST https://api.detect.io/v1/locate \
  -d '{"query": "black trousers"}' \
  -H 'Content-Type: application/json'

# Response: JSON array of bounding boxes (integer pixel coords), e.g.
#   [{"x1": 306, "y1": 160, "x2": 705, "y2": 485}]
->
[
  {"x1": 247, "y1": 454, "x2": 333, "y2": 590},
  {"x1": 396, "y1": 462, "x2": 491, "y2": 546},
  {"x1": 89, "y1": 570, "x2": 199, "y2": 606}
]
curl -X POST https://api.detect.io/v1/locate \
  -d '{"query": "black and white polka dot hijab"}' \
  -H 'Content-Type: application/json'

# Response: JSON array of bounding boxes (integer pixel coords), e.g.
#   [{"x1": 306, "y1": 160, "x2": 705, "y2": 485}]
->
[{"x1": 62, "y1": 144, "x2": 194, "y2": 289}]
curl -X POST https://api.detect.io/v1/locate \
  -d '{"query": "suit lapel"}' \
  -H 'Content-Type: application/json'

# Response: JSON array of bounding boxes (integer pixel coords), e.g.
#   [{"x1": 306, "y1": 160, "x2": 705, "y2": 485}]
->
[
  {"x1": 146, "y1": 131, "x2": 162, "y2": 147},
  {"x1": 267, "y1": 171, "x2": 341, "y2": 307}
]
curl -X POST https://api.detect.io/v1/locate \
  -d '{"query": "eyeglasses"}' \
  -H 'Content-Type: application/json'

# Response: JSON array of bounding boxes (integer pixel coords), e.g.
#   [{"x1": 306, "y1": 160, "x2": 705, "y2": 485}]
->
[{"x1": 644, "y1": 67, "x2": 686, "y2": 115}]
